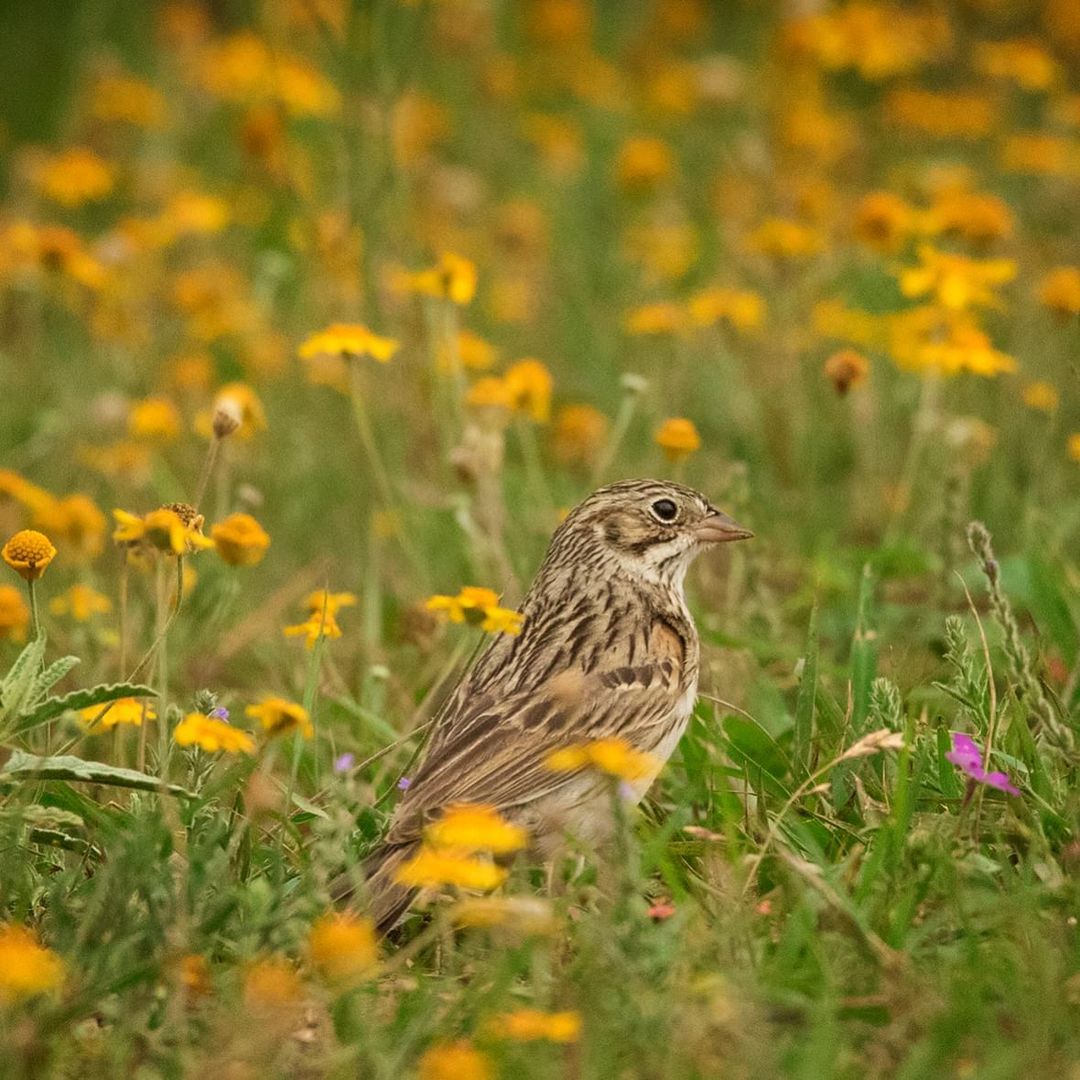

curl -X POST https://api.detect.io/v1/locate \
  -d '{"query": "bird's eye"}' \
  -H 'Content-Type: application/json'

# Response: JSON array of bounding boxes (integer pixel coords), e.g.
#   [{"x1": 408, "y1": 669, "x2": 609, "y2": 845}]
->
[{"x1": 650, "y1": 498, "x2": 679, "y2": 523}]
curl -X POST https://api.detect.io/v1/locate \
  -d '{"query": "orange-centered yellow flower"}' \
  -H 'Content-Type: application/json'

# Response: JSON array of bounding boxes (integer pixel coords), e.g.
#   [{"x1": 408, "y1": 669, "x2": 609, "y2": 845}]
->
[
  {"x1": 393, "y1": 252, "x2": 477, "y2": 305},
  {"x1": 426, "y1": 805, "x2": 528, "y2": 854},
  {"x1": 113, "y1": 506, "x2": 215, "y2": 556},
  {"x1": 283, "y1": 608, "x2": 343, "y2": 648},
  {"x1": 211, "y1": 513, "x2": 271, "y2": 566},
  {"x1": 2, "y1": 530, "x2": 57, "y2": 581},
  {"x1": 418, "y1": 1041, "x2": 492, "y2": 1080},
  {"x1": 394, "y1": 848, "x2": 507, "y2": 891},
  {"x1": 246, "y1": 697, "x2": 313, "y2": 739},
  {"x1": 298, "y1": 323, "x2": 400, "y2": 363},
  {"x1": 425, "y1": 587, "x2": 523, "y2": 635},
  {"x1": 546, "y1": 737, "x2": 659, "y2": 781},
  {"x1": 654, "y1": 417, "x2": 701, "y2": 461},
  {"x1": 81, "y1": 697, "x2": 155, "y2": 729},
  {"x1": 174, "y1": 713, "x2": 255, "y2": 753},
  {"x1": 305, "y1": 590, "x2": 357, "y2": 617},
  {"x1": 308, "y1": 912, "x2": 378, "y2": 985},
  {"x1": 899, "y1": 245, "x2": 1017, "y2": 310},
  {"x1": 0, "y1": 924, "x2": 65, "y2": 1003},
  {"x1": 504, "y1": 358, "x2": 553, "y2": 423}
]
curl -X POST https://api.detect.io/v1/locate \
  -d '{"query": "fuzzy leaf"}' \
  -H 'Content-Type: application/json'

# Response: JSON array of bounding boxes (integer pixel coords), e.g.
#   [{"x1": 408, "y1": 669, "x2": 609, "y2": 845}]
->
[
  {"x1": 10, "y1": 683, "x2": 156, "y2": 738},
  {"x1": 30, "y1": 655, "x2": 80, "y2": 700},
  {"x1": 0, "y1": 635, "x2": 47, "y2": 722},
  {"x1": 0, "y1": 751, "x2": 194, "y2": 798}
]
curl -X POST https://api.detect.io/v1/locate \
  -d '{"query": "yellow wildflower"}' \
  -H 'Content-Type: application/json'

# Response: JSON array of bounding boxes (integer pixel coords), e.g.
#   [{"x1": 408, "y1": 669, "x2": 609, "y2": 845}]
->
[
  {"x1": 174, "y1": 713, "x2": 256, "y2": 753},
  {"x1": 504, "y1": 358, "x2": 553, "y2": 423},
  {"x1": 655, "y1": 417, "x2": 701, "y2": 461},
  {"x1": 889, "y1": 307, "x2": 1015, "y2": 378},
  {"x1": 50, "y1": 584, "x2": 112, "y2": 621},
  {"x1": 427, "y1": 805, "x2": 528, "y2": 854},
  {"x1": 2, "y1": 530, "x2": 57, "y2": 581},
  {"x1": 0, "y1": 471, "x2": 56, "y2": 519},
  {"x1": 90, "y1": 73, "x2": 168, "y2": 128},
  {"x1": 425, "y1": 587, "x2": 523, "y2": 635},
  {"x1": 0, "y1": 585, "x2": 30, "y2": 642},
  {"x1": 80, "y1": 697, "x2": 154, "y2": 729},
  {"x1": 115, "y1": 506, "x2": 213, "y2": 556},
  {"x1": 33, "y1": 494, "x2": 106, "y2": 561},
  {"x1": 883, "y1": 88, "x2": 998, "y2": 139},
  {"x1": 614, "y1": 136, "x2": 675, "y2": 192},
  {"x1": 852, "y1": 191, "x2": 916, "y2": 254},
  {"x1": 974, "y1": 38, "x2": 1060, "y2": 92},
  {"x1": 438, "y1": 330, "x2": 498, "y2": 373},
  {"x1": 298, "y1": 323, "x2": 399, "y2": 363},
  {"x1": 418, "y1": 1041, "x2": 492, "y2": 1080},
  {"x1": 1038, "y1": 267, "x2": 1080, "y2": 318},
  {"x1": 1068, "y1": 434, "x2": 1080, "y2": 463},
  {"x1": 487, "y1": 1009, "x2": 582, "y2": 1043},
  {"x1": 687, "y1": 286, "x2": 765, "y2": 332},
  {"x1": 1023, "y1": 382, "x2": 1059, "y2": 413},
  {"x1": 128, "y1": 397, "x2": 182, "y2": 442},
  {"x1": 243, "y1": 956, "x2": 302, "y2": 1009},
  {"x1": 465, "y1": 376, "x2": 513, "y2": 412},
  {"x1": 35, "y1": 148, "x2": 115, "y2": 207},
  {"x1": 308, "y1": 912, "x2": 377, "y2": 985},
  {"x1": 552, "y1": 404, "x2": 608, "y2": 466},
  {"x1": 211, "y1": 513, "x2": 271, "y2": 567},
  {"x1": 899, "y1": 245, "x2": 1016, "y2": 310},
  {"x1": 305, "y1": 590, "x2": 358, "y2": 617},
  {"x1": 283, "y1": 608, "x2": 342, "y2": 648},
  {"x1": 0, "y1": 924, "x2": 64, "y2": 1003},
  {"x1": 823, "y1": 350, "x2": 870, "y2": 396},
  {"x1": 546, "y1": 737, "x2": 659, "y2": 781},
  {"x1": 393, "y1": 252, "x2": 477, "y2": 305},
  {"x1": 246, "y1": 697, "x2": 313, "y2": 739},
  {"x1": 811, "y1": 299, "x2": 887, "y2": 350},
  {"x1": 395, "y1": 848, "x2": 507, "y2": 891},
  {"x1": 1001, "y1": 133, "x2": 1073, "y2": 176},
  {"x1": 745, "y1": 218, "x2": 823, "y2": 260},
  {"x1": 624, "y1": 302, "x2": 685, "y2": 337},
  {"x1": 928, "y1": 190, "x2": 1014, "y2": 246}
]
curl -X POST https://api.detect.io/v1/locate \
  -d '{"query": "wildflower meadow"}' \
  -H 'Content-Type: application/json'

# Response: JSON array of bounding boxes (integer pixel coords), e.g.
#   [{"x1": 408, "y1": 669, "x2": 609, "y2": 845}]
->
[{"x1": 2, "y1": 1, "x2": 1080, "y2": 1076}]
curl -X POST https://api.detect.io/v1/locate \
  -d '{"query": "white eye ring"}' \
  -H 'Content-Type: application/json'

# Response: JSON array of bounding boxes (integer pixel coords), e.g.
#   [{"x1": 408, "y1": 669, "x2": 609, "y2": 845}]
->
[{"x1": 650, "y1": 498, "x2": 679, "y2": 523}]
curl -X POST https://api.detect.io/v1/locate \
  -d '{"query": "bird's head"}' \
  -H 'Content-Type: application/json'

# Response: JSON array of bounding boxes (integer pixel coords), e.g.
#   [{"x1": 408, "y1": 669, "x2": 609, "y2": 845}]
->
[{"x1": 556, "y1": 479, "x2": 752, "y2": 588}]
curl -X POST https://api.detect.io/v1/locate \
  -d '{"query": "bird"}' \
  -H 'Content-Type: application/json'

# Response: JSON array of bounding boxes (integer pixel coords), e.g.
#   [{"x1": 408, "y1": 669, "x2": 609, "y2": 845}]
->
[{"x1": 362, "y1": 478, "x2": 752, "y2": 933}]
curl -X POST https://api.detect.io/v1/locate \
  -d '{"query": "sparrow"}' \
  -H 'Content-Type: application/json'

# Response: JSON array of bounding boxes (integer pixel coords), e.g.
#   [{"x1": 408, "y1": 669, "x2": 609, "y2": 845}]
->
[{"x1": 363, "y1": 478, "x2": 752, "y2": 932}]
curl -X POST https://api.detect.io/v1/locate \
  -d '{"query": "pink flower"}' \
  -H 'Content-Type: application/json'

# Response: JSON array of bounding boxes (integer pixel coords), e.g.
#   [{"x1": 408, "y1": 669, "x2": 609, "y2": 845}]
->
[{"x1": 945, "y1": 732, "x2": 1021, "y2": 796}]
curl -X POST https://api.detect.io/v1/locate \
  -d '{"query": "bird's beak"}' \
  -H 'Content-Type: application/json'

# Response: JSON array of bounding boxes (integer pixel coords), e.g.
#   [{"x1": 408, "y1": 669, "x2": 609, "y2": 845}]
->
[{"x1": 694, "y1": 510, "x2": 754, "y2": 544}]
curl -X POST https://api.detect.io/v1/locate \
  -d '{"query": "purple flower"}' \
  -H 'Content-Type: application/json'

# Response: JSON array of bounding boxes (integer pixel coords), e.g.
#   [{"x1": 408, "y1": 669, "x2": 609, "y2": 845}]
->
[
  {"x1": 210, "y1": 706, "x2": 229, "y2": 721},
  {"x1": 945, "y1": 732, "x2": 1021, "y2": 796},
  {"x1": 333, "y1": 753, "x2": 355, "y2": 774},
  {"x1": 397, "y1": 776, "x2": 412, "y2": 791}
]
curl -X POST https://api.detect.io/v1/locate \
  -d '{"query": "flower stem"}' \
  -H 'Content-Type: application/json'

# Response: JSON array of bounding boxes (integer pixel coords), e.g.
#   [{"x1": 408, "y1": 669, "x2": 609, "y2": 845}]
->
[{"x1": 27, "y1": 579, "x2": 39, "y2": 640}]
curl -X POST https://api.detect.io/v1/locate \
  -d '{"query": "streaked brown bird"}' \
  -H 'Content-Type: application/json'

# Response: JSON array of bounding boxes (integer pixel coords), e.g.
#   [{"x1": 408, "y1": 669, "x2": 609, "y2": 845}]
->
[{"x1": 364, "y1": 478, "x2": 752, "y2": 932}]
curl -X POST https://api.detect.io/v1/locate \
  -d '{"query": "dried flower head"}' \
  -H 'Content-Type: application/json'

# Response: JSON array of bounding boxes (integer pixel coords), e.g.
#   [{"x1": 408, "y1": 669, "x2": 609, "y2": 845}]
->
[{"x1": 823, "y1": 349, "x2": 870, "y2": 395}]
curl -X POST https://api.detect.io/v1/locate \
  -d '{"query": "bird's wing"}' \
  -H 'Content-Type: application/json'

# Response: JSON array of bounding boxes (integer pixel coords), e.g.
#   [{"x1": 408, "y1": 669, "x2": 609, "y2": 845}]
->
[{"x1": 383, "y1": 658, "x2": 685, "y2": 846}]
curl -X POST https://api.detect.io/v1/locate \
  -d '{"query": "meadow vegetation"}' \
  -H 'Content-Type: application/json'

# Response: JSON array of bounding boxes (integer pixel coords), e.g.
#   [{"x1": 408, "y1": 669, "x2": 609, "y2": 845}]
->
[{"x1": 1, "y1": 1, "x2": 1080, "y2": 1076}]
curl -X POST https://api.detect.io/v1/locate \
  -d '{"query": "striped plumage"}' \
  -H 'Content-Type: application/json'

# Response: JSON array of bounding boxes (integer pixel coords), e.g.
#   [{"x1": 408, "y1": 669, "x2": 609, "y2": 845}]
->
[{"x1": 365, "y1": 479, "x2": 751, "y2": 932}]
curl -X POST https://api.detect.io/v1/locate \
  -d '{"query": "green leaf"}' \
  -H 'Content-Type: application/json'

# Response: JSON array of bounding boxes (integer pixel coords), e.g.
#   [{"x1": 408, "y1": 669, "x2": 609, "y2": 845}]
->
[
  {"x1": 0, "y1": 635, "x2": 47, "y2": 722},
  {"x1": 0, "y1": 751, "x2": 194, "y2": 798},
  {"x1": 10, "y1": 682, "x2": 156, "y2": 738},
  {"x1": 30, "y1": 655, "x2": 80, "y2": 699},
  {"x1": 793, "y1": 598, "x2": 819, "y2": 774}
]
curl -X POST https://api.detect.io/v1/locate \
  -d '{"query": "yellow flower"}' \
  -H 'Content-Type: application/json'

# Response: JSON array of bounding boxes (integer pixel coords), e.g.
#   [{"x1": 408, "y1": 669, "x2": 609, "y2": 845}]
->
[
  {"x1": 624, "y1": 302, "x2": 685, "y2": 337},
  {"x1": 425, "y1": 587, "x2": 523, "y2": 635},
  {"x1": 745, "y1": 218, "x2": 823, "y2": 261},
  {"x1": 899, "y1": 245, "x2": 1016, "y2": 310},
  {"x1": 928, "y1": 190, "x2": 1014, "y2": 246},
  {"x1": 889, "y1": 307, "x2": 1015, "y2": 378},
  {"x1": 179, "y1": 954, "x2": 211, "y2": 997},
  {"x1": 0, "y1": 471, "x2": 57, "y2": 519},
  {"x1": 687, "y1": 286, "x2": 765, "y2": 333},
  {"x1": 148, "y1": 507, "x2": 214, "y2": 555},
  {"x1": 308, "y1": 912, "x2": 377, "y2": 985},
  {"x1": 654, "y1": 417, "x2": 701, "y2": 461},
  {"x1": 546, "y1": 737, "x2": 659, "y2": 781},
  {"x1": 243, "y1": 956, "x2": 302, "y2": 1009},
  {"x1": 0, "y1": 585, "x2": 30, "y2": 643},
  {"x1": 2, "y1": 530, "x2": 57, "y2": 581},
  {"x1": 1038, "y1": 267, "x2": 1080, "y2": 318},
  {"x1": 450, "y1": 897, "x2": 557, "y2": 935},
  {"x1": 883, "y1": 88, "x2": 997, "y2": 139},
  {"x1": 418, "y1": 1041, "x2": 492, "y2": 1080},
  {"x1": 50, "y1": 584, "x2": 112, "y2": 621},
  {"x1": 393, "y1": 253, "x2": 477, "y2": 305},
  {"x1": 1001, "y1": 133, "x2": 1073, "y2": 176},
  {"x1": 211, "y1": 513, "x2": 271, "y2": 567},
  {"x1": 33, "y1": 494, "x2": 106, "y2": 561},
  {"x1": 80, "y1": 697, "x2": 154, "y2": 729},
  {"x1": 487, "y1": 1008, "x2": 582, "y2": 1043},
  {"x1": 438, "y1": 330, "x2": 498, "y2": 373},
  {"x1": 128, "y1": 397, "x2": 182, "y2": 442},
  {"x1": 811, "y1": 299, "x2": 887, "y2": 350},
  {"x1": 823, "y1": 349, "x2": 870, "y2": 396},
  {"x1": 426, "y1": 805, "x2": 528, "y2": 854},
  {"x1": 465, "y1": 376, "x2": 514, "y2": 412},
  {"x1": 504, "y1": 358, "x2": 553, "y2": 423},
  {"x1": 283, "y1": 609, "x2": 343, "y2": 649},
  {"x1": 852, "y1": 191, "x2": 916, "y2": 253},
  {"x1": 174, "y1": 713, "x2": 256, "y2": 754},
  {"x1": 1023, "y1": 382, "x2": 1059, "y2": 413},
  {"x1": 298, "y1": 323, "x2": 399, "y2": 363},
  {"x1": 614, "y1": 136, "x2": 675, "y2": 192},
  {"x1": 211, "y1": 383, "x2": 267, "y2": 439},
  {"x1": 552, "y1": 404, "x2": 609, "y2": 466},
  {"x1": 394, "y1": 848, "x2": 507, "y2": 891},
  {"x1": 35, "y1": 147, "x2": 116, "y2": 207},
  {"x1": 974, "y1": 38, "x2": 1060, "y2": 92},
  {"x1": 1068, "y1": 434, "x2": 1080, "y2": 463},
  {"x1": 305, "y1": 590, "x2": 358, "y2": 617},
  {"x1": 90, "y1": 73, "x2": 168, "y2": 128},
  {"x1": 246, "y1": 697, "x2": 313, "y2": 739},
  {"x1": 0, "y1": 924, "x2": 64, "y2": 1003}
]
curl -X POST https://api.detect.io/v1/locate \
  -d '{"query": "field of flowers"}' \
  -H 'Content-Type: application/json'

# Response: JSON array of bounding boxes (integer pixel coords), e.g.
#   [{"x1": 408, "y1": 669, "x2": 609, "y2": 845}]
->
[{"x1": 1, "y1": 1, "x2": 1079, "y2": 1076}]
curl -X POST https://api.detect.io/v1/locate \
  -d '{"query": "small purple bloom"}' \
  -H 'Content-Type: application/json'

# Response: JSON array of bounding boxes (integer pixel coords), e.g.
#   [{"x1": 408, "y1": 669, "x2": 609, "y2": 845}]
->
[
  {"x1": 945, "y1": 732, "x2": 1021, "y2": 796},
  {"x1": 397, "y1": 776, "x2": 412, "y2": 791},
  {"x1": 333, "y1": 752, "x2": 355, "y2": 774},
  {"x1": 618, "y1": 780, "x2": 637, "y2": 803},
  {"x1": 210, "y1": 706, "x2": 229, "y2": 721}
]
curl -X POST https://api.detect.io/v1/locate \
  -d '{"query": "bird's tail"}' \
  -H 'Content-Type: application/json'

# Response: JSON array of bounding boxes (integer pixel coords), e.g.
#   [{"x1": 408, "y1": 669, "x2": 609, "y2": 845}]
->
[{"x1": 331, "y1": 842, "x2": 419, "y2": 936}]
